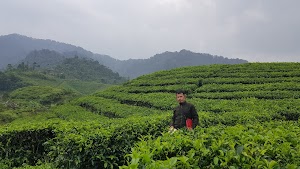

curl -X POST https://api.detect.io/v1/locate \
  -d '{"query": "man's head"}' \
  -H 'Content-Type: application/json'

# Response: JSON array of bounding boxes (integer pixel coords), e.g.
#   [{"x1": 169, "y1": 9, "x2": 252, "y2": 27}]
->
[{"x1": 176, "y1": 89, "x2": 187, "y2": 104}]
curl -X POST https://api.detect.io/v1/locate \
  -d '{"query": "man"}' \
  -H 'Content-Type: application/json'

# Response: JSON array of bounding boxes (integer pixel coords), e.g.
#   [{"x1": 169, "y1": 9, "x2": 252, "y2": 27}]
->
[{"x1": 170, "y1": 89, "x2": 199, "y2": 131}]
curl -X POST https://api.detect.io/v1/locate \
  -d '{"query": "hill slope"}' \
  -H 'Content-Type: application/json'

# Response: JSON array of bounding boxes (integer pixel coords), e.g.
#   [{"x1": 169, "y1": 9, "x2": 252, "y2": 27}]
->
[
  {"x1": 109, "y1": 49, "x2": 247, "y2": 78},
  {"x1": 0, "y1": 34, "x2": 247, "y2": 78},
  {"x1": 0, "y1": 69, "x2": 115, "y2": 125},
  {"x1": 1, "y1": 63, "x2": 300, "y2": 168},
  {"x1": 54, "y1": 56, "x2": 126, "y2": 84},
  {"x1": 22, "y1": 49, "x2": 66, "y2": 68},
  {"x1": 0, "y1": 34, "x2": 110, "y2": 69}
]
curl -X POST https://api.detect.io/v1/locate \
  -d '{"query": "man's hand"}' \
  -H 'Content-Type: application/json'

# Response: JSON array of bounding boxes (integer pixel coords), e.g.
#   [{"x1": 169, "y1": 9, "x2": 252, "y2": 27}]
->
[{"x1": 168, "y1": 126, "x2": 177, "y2": 134}]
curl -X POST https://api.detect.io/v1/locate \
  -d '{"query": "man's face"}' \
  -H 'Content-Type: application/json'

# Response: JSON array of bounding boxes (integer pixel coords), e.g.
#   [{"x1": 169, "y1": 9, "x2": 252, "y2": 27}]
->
[{"x1": 176, "y1": 93, "x2": 186, "y2": 103}]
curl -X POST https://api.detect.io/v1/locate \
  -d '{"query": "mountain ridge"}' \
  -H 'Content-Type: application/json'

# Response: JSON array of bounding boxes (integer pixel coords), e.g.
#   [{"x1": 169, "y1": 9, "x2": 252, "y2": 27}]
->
[{"x1": 0, "y1": 33, "x2": 248, "y2": 78}]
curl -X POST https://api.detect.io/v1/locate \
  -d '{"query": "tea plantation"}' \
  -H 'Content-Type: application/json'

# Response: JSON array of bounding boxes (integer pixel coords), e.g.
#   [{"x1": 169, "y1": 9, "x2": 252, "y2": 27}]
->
[{"x1": 1, "y1": 63, "x2": 300, "y2": 168}]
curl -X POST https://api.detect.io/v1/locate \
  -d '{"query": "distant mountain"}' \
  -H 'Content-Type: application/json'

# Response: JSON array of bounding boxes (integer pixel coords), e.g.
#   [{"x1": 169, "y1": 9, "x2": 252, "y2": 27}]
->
[
  {"x1": 0, "y1": 34, "x2": 248, "y2": 79},
  {"x1": 108, "y1": 49, "x2": 247, "y2": 78},
  {"x1": 20, "y1": 50, "x2": 126, "y2": 84},
  {"x1": 0, "y1": 34, "x2": 112, "y2": 69}
]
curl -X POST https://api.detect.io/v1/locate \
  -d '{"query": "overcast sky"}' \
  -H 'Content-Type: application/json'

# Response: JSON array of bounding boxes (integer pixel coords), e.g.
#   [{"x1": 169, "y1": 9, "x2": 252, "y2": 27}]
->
[{"x1": 0, "y1": 0, "x2": 299, "y2": 62}]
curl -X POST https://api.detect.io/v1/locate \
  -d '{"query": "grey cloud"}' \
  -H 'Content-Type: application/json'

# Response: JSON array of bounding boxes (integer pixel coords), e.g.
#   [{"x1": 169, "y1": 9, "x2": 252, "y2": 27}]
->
[{"x1": 0, "y1": 0, "x2": 299, "y2": 62}]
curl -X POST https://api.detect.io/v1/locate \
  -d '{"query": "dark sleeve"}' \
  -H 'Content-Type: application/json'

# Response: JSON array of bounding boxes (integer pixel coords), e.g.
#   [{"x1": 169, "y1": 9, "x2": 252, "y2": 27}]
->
[
  {"x1": 191, "y1": 105, "x2": 199, "y2": 128},
  {"x1": 170, "y1": 110, "x2": 175, "y2": 127}
]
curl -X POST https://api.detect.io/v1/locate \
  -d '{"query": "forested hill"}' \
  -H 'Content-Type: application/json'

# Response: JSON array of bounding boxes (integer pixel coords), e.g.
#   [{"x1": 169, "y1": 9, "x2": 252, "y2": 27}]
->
[
  {"x1": 0, "y1": 34, "x2": 104, "y2": 69},
  {"x1": 22, "y1": 49, "x2": 66, "y2": 68},
  {"x1": 0, "y1": 34, "x2": 247, "y2": 78},
  {"x1": 20, "y1": 49, "x2": 126, "y2": 84},
  {"x1": 54, "y1": 56, "x2": 126, "y2": 84},
  {"x1": 0, "y1": 56, "x2": 126, "y2": 97},
  {"x1": 109, "y1": 49, "x2": 247, "y2": 78}
]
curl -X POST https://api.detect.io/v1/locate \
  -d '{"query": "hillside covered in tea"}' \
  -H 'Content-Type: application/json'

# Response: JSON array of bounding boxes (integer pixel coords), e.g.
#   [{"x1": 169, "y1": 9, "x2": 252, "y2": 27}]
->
[{"x1": 1, "y1": 62, "x2": 300, "y2": 168}]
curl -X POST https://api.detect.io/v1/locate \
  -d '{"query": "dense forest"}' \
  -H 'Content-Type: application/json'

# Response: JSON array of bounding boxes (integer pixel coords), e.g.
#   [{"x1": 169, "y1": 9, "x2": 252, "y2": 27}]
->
[
  {"x1": 1, "y1": 56, "x2": 126, "y2": 87},
  {"x1": 0, "y1": 71, "x2": 27, "y2": 91},
  {"x1": 54, "y1": 56, "x2": 126, "y2": 84}
]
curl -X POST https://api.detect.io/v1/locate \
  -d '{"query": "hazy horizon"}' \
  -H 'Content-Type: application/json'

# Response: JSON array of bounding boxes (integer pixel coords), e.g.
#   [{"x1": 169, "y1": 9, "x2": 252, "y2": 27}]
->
[{"x1": 1, "y1": 0, "x2": 299, "y2": 62}]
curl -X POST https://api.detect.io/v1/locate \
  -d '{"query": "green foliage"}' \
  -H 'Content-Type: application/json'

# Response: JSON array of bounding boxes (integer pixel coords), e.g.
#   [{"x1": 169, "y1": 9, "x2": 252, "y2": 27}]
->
[
  {"x1": 73, "y1": 95, "x2": 170, "y2": 118},
  {"x1": 0, "y1": 120, "x2": 59, "y2": 168},
  {"x1": 0, "y1": 86, "x2": 77, "y2": 125},
  {"x1": 0, "y1": 101, "x2": 6, "y2": 111},
  {"x1": 0, "y1": 71, "x2": 28, "y2": 91},
  {"x1": 1, "y1": 64, "x2": 116, "y2": 96},
  {"x1": 9, "y1": 86, "x2": 74, "y2": 105},
  {"x1": 95, "y1": 89, "x2": 177, "y2": 110},
  {"x1": 123, "y1": 121, "x2": 300, "y2": 168},
  {"x1": 56, "y1": 79, "x2": 113, "y2": 95},
  {"x1": 16, "y1": 62, "x2": 30, "y2": 71},
  {"x1": 54, "y1": 57, "x2": 126, "y2": 84},
  {"x1": 13, "y1": 163, "x2": 55, "y2": 169},
  {"x1": 49, "y1": 104, "x2": 109, "y2": 122},
  {"x1": 43, "y1": 115, "x2": 169, "y2": 169},
  {"x1": 1, "y1": 62, "x2": 300, "y2": 168},
  {"x1": 0, "y1": 110, "x2": 19, "y2": 125}
]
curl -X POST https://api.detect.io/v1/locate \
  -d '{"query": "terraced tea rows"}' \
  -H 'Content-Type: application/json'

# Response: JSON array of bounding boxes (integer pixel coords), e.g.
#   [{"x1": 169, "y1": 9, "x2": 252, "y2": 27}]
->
[{"x1": 1, "y1": 63, "x2": 300, "y2": 168}]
